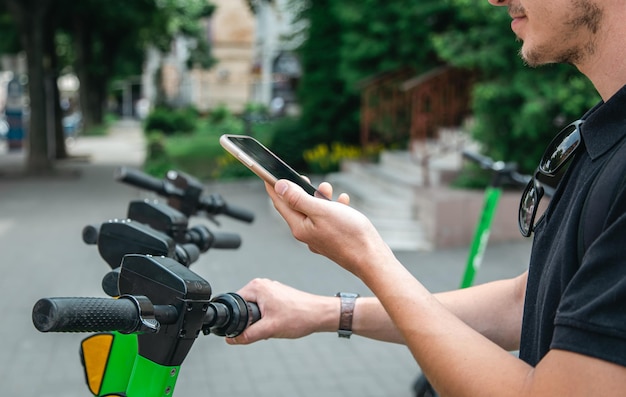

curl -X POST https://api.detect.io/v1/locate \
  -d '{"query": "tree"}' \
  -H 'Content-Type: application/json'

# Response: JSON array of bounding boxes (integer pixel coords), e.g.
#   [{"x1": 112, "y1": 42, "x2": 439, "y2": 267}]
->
[
  {"x1": 65, "y1": 0, "x2": 158, "y2": 130},
  {"x1": 3, "y1": 0, "x2": 55, "y2": 173},
  {"x1": 0, "y1": 2, "x2": 20, "y2": 54},
  {"x1": 334, "y1": 0, "x2": 454, "y2": 89},
  {"x1": 65, "y1": 0, "x2": 215, "y2": 128},
  {"x1": 278, "y1": 0, "x2": 598, "y2": 174},
  {"x1": 45, "y1": 10, "x2": 66, "y2": 160},
  {"x1": 295, "y1": 0, "x2": 355, "y2": 145},
  {"x1": 0, "y1": 0, "x2": 215, "y2": 174},
  {"x1": 432, "y1": 0, "x2": 599, "y2": 172},
  {"x1": 269, "y1": 0, "x2": 456, "y2": 168},
  {"x1": 297, "y1": 0, "x2": 456, "y2": 143}
]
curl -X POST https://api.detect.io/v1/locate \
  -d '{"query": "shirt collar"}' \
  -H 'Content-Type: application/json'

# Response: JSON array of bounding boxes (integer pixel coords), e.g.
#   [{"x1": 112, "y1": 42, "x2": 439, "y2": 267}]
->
[{"x1": 580, "y1": 84, "x2": 626, "y2": 160}]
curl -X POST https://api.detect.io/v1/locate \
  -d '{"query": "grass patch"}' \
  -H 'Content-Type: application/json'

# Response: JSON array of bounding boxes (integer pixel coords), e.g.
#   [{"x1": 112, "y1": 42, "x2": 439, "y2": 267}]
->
[
  {"x1": 83, "y1": 113, "x2": 118, "y2": 136},
  {"x1": 142, "y1": 109, "x2": 275, "y2": 181}
]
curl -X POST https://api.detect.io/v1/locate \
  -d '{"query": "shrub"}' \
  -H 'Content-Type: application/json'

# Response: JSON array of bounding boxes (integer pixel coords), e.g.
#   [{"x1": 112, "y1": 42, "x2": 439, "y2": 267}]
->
[
  {"x1": 212, "y1": 153, "x2": 256, "y2": 180},
  {"x1": 267, "y1": 117, "x2": 311, "y2": 171},
  {"x1": 243, "y1": 102, "x2": 269, "y2": 116},
  {"x1": 144, "y1": 106, "x2": 197, "y2": 135},
  {"x1": 143, "y1": 131, "x2": 173, "y2": 177},
  {"x1": 209, "y1": 104, "x2": 231, "y2": 124}
]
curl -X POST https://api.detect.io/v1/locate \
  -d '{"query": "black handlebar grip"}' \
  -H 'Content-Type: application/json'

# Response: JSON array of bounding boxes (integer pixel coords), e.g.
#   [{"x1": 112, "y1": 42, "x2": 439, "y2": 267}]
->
[
  {"x1": 115, "y1": 167, "x2": 169, "y2": 196},
  {"x1": 102, "y1": 268, "x2": 121, "y2": 297},
  {"x1": 211, "y1": 231, "x2": 242, "y2": 249},
  {"x1": 199, "y1": 196, "x2": 254, "y2": 223},
  {"x1": 223, "y1": 204, "x2": 255, "y2": 223},
  {"x1": 510, "y1": 172, "x2": 532, "y2": 187},
  {"x1": 82, "y1": 224, "x2": 100, "y2": 245},
  {"x1": 207, "y1": 293, "x2": 260, "y2": 337},
  {"x1": 175, "y1": 244, "x2": 200, "y2": 266},
  {"x1": 462, "y1": 150, "x2": 493, "y2": 169},
  {"x1": 32, "y1": 297, "x2": 138, "y2": 333},
  {"x1": 248, "y1": 302, "x2": 261, "y2": 325}
]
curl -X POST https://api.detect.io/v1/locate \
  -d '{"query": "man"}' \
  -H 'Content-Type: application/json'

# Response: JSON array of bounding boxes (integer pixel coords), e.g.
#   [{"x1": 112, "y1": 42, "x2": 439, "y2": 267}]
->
[{"x1": 227, "y1": 0, "x2": 626, "y2": 395}]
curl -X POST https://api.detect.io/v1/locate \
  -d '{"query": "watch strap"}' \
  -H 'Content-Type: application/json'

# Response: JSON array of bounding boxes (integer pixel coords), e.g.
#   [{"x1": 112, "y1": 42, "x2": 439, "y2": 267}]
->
[{"x1": 336, "y1": 292, "x2": 359, "y2": 339}]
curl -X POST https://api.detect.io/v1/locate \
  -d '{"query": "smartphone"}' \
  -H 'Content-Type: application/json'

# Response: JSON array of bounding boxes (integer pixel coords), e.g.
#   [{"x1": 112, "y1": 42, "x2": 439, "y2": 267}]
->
[{"x1": 219, "y1": 134, "x2": 329, "y2": 199}]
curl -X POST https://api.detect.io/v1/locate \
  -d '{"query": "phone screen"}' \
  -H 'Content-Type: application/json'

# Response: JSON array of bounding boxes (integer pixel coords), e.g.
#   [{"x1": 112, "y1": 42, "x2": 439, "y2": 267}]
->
[{"x1": 221, "y1": 134, "x2": 328, "y2": 199}]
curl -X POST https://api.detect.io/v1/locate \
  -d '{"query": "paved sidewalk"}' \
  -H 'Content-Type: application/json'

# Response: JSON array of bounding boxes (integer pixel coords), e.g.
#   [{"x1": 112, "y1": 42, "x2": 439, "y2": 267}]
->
[{"x1": 0, "y1": 121, "x2": 532, "y2": 397}]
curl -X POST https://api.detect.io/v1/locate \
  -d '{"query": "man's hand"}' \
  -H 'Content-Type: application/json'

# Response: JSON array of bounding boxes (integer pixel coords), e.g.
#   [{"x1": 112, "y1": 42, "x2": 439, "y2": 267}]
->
[
  {"x1": 265, "y1": 179, "x2": 393, "y2": 279},
  {"x1": 226, "y1": 278, "x2": 338, "y2": 345}
]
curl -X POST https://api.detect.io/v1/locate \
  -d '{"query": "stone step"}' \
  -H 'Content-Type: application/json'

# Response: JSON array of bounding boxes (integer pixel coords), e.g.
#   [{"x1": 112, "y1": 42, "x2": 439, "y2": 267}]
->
[
  {"x1": 325, "y1": 172, "x2": 415, "y2": 217},
  {"x1": 325, "y1": 145, "x2": 468, "y2": 251},
  {"x1": 300, "y1": 169, "x2": 430, "y2": 248},
  {"x1": 379, "y1": 149, "x2": 464, "y2": 187},
  {"x1": 370, "y1": 217, "x2": 431, "y2": 251},
  {"x1": 327, "y1": 165, "x2": 429, "y2": 251},
  {"x1": 342, "y1": 161, "x2": 421, "y2": 200}
]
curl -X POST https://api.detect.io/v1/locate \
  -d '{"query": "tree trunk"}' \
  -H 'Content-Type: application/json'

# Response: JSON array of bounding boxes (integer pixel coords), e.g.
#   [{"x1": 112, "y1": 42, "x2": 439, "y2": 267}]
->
[
  {"x1": 6, "y1": 0, "x2": 54, "y2": 174},
  {"x1": 73, "y1": 17, "x2": 95, "y2": 132},
  {"x1": 86, "y1": 76, "x2": 104, "y2": 125},
  {"x1": 52, "y1": 71, "x2": 66, "y2": 159},
  {"x1": 42, "y1": 14, "x2": 67, "y2": 159}
]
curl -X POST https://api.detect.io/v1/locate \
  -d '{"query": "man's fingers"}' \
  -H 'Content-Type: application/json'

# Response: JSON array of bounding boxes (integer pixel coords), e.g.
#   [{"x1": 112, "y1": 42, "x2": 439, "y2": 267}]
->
[{"x1": 338, "y1": 192, "x2": 350, "y2": 205}]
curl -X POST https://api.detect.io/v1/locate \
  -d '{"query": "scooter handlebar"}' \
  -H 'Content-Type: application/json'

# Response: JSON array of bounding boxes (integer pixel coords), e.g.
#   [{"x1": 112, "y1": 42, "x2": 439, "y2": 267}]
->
[
  {"x1": 115, "y1": 167, "x2": 184, "y2": 198},
  {"x1": 33, "y1": 297, "x2": 144, "y2": 333},
  {"x1": 199, "y1": 195, "x2": 254, "y2": 223},
  {"x1": 33, "y1": 295, "x2": 260, "y2": 337}
]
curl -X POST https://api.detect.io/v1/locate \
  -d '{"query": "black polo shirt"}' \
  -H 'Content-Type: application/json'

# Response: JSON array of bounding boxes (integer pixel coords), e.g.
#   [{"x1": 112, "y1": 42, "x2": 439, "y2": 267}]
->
[{"x1": 520, "y1": 85, "x2": 626, "y2": 367}]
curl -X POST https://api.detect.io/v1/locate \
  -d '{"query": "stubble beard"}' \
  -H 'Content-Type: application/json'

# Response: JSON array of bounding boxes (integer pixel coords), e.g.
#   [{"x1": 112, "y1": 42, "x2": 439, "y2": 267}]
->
[
  {"x1": 516, "y1": 0, "x2": 602, "y2": 68},
  {"x1": 521, "y1": 40, "x2": 586, "y2": 67}
]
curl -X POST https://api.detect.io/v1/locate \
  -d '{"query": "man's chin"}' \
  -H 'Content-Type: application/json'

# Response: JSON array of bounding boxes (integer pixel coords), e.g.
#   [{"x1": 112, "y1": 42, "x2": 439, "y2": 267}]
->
[{"x1": 519, "y1": 43, "x2": 545, "y2": 68}]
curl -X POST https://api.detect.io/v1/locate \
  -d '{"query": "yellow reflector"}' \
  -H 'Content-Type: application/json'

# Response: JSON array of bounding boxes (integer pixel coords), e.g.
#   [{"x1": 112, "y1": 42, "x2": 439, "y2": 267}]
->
[{"x1": 80, "y1": 333, "x2": 114, "y2": 395}]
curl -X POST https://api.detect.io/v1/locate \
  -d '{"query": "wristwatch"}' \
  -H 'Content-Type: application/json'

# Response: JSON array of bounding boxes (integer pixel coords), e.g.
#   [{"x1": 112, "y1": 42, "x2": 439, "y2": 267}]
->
[{"x1": 336, "y1": 292, "x2": 360, "y2": 339}]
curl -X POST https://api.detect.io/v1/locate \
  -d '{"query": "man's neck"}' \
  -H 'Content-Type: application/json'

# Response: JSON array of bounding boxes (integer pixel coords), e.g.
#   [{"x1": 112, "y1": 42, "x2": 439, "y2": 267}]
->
[{"x1": 576, "y1": 15, "x2": 626, "y2": 101}]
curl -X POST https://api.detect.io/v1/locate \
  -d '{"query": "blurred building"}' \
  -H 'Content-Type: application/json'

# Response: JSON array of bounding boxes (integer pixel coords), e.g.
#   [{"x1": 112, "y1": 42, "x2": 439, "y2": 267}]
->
[
  {"x1": 249, "y1": 0, "x2": 303, "y2": 116},
  {"x1": 142, "y1": 0, "x2": 302, "y2": 115},
  {"x1": 0, "y1": 54, "x2": 26, "y2": 112},
  {"x1": 189, "y1": 0, "x2": 256, "y2": 113}
]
